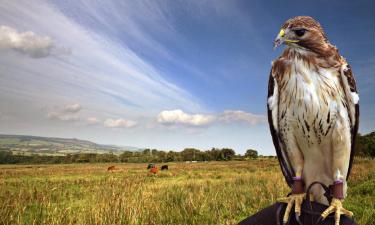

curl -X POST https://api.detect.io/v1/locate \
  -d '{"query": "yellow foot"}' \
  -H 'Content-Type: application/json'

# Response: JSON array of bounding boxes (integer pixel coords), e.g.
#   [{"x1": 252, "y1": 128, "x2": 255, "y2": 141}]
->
[
  {"x1": 321, "y1": 198, "x2": 353, "y2": 225},
  {"x1": 278, "y1": 193, "x2": 305, "y2": 224}
]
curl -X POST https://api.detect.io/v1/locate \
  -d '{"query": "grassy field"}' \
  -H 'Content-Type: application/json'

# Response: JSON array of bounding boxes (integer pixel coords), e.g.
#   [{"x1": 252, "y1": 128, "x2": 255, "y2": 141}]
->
[{"x1": 0, "y1": 159, "x2": 374, "y2": 225}]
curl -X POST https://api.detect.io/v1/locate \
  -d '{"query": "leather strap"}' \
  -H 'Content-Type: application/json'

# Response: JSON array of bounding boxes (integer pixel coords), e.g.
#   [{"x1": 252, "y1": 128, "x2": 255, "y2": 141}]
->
[
  {"x1": 331, "y1": 181, "x2": 344, "y2": 199},
  {"x1": 292, "y1": 177, "x2": 304, "y2": 194}
]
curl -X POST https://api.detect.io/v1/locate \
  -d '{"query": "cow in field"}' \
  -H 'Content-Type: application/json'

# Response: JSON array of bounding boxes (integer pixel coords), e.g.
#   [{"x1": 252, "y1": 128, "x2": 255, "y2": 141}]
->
[
  {"x1": 107, "y1": 165, "x2": 116, "y2": 172},
  {"x1": 161, "y1": 165, "x2": 168, "y2": 170},
  {"x1": 149, "y1": 166, "x2": 158, "y2": 174}
]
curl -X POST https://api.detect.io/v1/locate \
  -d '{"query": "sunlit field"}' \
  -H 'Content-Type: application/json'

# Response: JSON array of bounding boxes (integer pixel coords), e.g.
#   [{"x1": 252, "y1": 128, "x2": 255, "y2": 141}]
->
[{"x1": 0, "y1": 159, "x2": 374, "y2": 225}]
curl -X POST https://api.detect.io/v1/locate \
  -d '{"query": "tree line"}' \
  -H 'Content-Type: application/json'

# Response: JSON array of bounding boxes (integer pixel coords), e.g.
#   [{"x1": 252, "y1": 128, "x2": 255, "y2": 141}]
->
[
  {"x1": 355, "y1": 132, "x2": 375, "y2": 157},
  {"x1": 0, "y1": 148, "x2": 260, "y2": 164},
  {"x1": 1, "y1": 130, "x2": 373, "y2": 165}
]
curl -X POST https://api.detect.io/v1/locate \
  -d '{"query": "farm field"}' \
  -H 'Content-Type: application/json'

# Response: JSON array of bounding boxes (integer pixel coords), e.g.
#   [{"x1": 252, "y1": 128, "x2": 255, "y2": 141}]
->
[{"x1": 0, "y1": 159, "x2": 374, "y2": 225}]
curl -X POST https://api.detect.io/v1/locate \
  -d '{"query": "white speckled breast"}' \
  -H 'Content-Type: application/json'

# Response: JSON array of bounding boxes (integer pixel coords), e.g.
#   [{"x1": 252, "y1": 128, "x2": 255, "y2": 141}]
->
[{"x1": 278, "y1": 57, "x2": 346, "y2": 148}]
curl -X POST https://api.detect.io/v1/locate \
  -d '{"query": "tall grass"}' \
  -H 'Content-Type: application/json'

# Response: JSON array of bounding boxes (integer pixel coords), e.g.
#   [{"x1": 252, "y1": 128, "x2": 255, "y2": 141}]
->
[{"x1": 0, "y1": 159, "x2": 374, "y2": 225}]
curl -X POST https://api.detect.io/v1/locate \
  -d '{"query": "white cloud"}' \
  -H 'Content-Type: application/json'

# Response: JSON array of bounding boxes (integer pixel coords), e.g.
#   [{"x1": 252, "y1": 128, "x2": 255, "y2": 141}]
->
[
  {"x1": 157, "y1": 109, "x2": 216, "y2": 126},
  {"x1": 104, "y1": 118, "x2": 138, "y2": 128},
  {"x1": 46, "y1": 103, "x2": 82, "y2": 122},
  {"x1": 47, "y1": 112, "x2": 79, "y2": 122},
  {"x1": 157, "y1": 109, "x2": 265, "y2": 127},
  {"x1": 86, "y1": 117, "x2": 100, "y2": 125},
  {"x1": 0, "y1": 25, "x2": 69, "y2": 58},
  {"x1": 219, "y1": 110, "x2": 265, "y2": 125},
  {"x1": 63, "y1": 103, "x2": 81, "y2": 113}
]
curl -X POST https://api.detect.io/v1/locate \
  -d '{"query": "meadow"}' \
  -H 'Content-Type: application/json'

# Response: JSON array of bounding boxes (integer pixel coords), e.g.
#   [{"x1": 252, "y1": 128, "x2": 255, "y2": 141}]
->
[{"x1": 0, "y1": 159, "x2": 374, "y2": 225}]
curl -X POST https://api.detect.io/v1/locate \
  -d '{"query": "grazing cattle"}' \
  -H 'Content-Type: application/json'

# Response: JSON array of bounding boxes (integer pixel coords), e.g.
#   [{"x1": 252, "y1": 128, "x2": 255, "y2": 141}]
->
[
  {"x1": 161, "y1": 165, "x2": 168, "y2": 170},
  {"x1": 107, "y1": 166, "x2": 116, "y2": 172},
  {"x1": 150, "y1": 166, "x2": 158, "y2": 174}
]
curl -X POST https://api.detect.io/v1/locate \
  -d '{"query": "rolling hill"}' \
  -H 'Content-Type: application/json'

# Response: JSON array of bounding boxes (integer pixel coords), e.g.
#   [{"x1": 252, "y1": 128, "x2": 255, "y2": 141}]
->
[{"x1": 0, "y1": 134, "x2": 142, "y2": 156}]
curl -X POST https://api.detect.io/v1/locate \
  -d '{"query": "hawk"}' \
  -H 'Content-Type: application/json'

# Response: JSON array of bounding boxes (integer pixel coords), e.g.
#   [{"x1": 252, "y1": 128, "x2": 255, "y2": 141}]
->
[{"x1": 268, "y1": 16, "x2": 359, "y2": 225}]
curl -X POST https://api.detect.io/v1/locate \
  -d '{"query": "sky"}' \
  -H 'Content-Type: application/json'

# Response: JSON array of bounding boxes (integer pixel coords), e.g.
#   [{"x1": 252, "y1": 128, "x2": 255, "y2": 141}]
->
[{"x1": 0, "y1": 0, "x2": 374, "y2": 155}]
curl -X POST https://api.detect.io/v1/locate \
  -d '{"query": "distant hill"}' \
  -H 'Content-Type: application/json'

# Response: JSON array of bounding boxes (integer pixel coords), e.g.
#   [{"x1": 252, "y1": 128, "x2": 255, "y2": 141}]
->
[{"x1": 0, "y1": 134, "x2": 143, "y2": 156}]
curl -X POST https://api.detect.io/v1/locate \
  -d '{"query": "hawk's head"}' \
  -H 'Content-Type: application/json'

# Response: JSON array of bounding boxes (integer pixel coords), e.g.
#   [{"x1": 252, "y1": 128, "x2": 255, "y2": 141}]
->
[{"x1": 274, "y1": 16, "x2": 329, "y2": 54}]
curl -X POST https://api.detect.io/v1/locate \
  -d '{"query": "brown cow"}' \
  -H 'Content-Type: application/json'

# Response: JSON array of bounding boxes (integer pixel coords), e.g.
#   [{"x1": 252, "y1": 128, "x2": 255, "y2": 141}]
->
[
  {"x1": 149, "y1": 166, "x2": 158, "y2": 174},
  {"x1": 107, "y1": 165, "x2": 116, "y2": 172}
]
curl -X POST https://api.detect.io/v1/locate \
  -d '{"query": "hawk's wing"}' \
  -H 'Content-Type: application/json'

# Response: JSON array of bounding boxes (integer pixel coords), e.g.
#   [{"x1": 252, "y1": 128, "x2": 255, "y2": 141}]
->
[
  {"x1": 267, "y1": 72, "x2": 294, "y2": 187},
  {"x1": 340, "y1": 63, "x2": 360, "y2": 179}
]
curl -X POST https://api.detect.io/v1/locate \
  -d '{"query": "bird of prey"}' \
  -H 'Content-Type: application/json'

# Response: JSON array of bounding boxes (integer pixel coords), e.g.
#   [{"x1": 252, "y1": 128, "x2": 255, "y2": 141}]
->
[{"x1": 268, "y1": 16, "x2": 359, "y2": 225}]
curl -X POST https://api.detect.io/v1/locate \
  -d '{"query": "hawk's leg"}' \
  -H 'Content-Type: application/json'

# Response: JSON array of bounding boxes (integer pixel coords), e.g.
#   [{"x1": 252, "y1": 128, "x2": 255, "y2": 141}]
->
[
  {"x1": 278, "y1": 176, "x2": 306, "y2": 224},
  {"x1": 277, "y1": 135, "x2": 305, "y2": 224},
  {"x1": 320, "y1": 181, "x2": 353, "y2": 225},
  {"x1": 321, "y1": 117, "x2": 353, "y2": 225}
]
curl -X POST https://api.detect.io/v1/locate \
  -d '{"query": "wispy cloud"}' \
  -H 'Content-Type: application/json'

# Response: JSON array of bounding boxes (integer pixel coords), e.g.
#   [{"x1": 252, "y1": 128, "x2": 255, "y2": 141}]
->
[
  {"x1": 219, "y1": 110, "x2": 266, "y2": 125},
  {"x1": 86, "y1": 117, "x2": 100, "y2": 125},
  {"x1": 0, "y1": 0, "x2": 204, "y2": 117}
]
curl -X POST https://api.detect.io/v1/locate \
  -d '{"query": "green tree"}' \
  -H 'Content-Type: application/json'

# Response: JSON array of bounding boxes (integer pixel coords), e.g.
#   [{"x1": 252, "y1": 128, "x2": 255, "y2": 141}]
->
[
  {"x1": 208, "y1": 148, "x2": 222, "y2": 160},
  {"x1": 355, "y1": 132, "x2": 375, "y2": 157},
  {"x1": 181, "y1": 148, "x2": 201, "y2": 161},
  {"x1": 119, "y1": 151, "x2": 133, "y2": 162},
  {"x1": 245, "y1": 149, "x2": 258, "y2": 159},
  {"x1": 0, "y1": 151, "x2": 12, "y2": 163},
  {"x1": 220, "y1": 148, "x2": 235, "y2": 160},
  {"x1": 143, "y1": 149, "x2": 152, "y2": 156},
  {"x1": 166, "y1": 151, "x2": 177, "y2": 162}
]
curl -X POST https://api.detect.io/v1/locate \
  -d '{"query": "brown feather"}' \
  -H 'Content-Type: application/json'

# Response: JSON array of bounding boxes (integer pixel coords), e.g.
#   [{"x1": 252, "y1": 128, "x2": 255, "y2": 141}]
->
[
  {"x1": 267, "y1": 72, "x2": 294, "y2": 187},
  {"x1": 342, "y1": 64, "x2": 359, "y2": 178}
]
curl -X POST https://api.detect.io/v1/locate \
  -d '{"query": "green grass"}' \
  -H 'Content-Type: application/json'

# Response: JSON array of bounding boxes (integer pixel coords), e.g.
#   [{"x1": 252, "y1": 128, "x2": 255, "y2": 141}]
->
[{"x1": 0, "y1": 159, "x2": 374, "y2": 225}]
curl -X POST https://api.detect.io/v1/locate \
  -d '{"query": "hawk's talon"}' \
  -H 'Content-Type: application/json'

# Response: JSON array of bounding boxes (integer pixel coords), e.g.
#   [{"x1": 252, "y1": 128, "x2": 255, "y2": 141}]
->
[
  {"x1": 278, "y1": 193, "x2": 306, "y2": 224},
  {"x1": 321, "y1": 198, "x2": 353, "y2": 225}
]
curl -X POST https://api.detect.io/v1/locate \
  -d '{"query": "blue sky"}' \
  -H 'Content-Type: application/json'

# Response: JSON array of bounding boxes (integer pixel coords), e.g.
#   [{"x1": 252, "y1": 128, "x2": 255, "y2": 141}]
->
[{"x1": 0, "y1": 0, "x2": 374, "y2": 155}]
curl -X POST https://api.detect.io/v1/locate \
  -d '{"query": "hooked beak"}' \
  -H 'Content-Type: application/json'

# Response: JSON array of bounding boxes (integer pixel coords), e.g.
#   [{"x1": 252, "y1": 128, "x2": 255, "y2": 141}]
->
[
  {"x1": 273, "y1": 29, "x2": 285, "y2": 49},
  {"x1": 273, "y1": 29, "x2": 299, "y2": 49}
]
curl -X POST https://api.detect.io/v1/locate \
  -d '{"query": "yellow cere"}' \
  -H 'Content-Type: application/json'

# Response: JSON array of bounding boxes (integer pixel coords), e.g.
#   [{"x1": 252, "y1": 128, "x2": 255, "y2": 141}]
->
[
  {"x1": 278, "y1": 29, "x2": 285, "y2": 37},
  {"x1": 278, "y1": 29, "x2": 299, "y2": 43}
]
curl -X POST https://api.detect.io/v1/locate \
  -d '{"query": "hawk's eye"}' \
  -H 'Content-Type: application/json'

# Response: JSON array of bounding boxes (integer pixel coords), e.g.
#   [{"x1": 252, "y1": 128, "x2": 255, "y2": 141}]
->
[{"x1": 294, "y1": 29, "x2": 306, "y2": 37}]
